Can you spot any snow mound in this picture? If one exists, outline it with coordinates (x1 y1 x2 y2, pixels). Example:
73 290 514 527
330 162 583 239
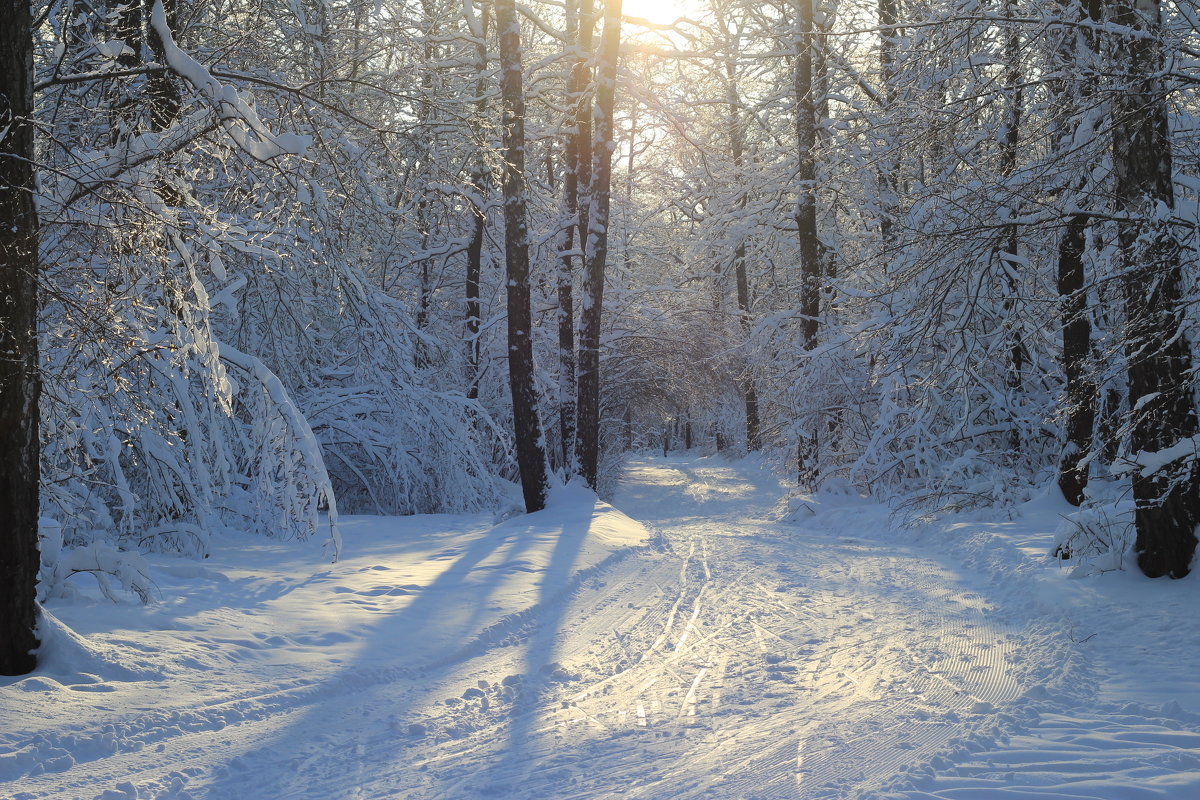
28 610 161 685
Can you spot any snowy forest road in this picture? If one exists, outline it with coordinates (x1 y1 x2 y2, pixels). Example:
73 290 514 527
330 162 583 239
7 457 1071 800
313 458 1037 800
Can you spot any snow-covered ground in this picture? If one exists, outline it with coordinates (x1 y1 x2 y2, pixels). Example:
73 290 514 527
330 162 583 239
4 455 1200 799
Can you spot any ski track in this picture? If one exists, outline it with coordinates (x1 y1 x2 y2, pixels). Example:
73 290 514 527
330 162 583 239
7 458 1074 800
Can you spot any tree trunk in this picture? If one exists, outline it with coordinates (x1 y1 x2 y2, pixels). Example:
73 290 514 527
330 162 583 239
718 16 760 453
557 0 591 472
0 0 41 676
496 0 549 512
795 0 822 487
876 0 899 245
997 0 1025 455
576 0 621 489
1054 0 1101 506
1056 212 1096 505
464 0 489 400
1112 0 1199 578
146 0 181 131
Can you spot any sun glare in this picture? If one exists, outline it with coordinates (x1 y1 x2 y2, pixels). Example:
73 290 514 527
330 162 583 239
623 0 696 27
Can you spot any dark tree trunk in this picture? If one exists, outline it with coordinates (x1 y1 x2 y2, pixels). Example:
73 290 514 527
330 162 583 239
466 204 485 400
1056 212 1096 505
997 0 1025 455
496 0 549 512
795 0 822 487
1112 0 1200 578
576 0 621 489
718 21 760 453
877 0 899 244
573 0 595 251
146 0 181 131
557 0 591 472
464 2 489 400
1054 0 1102 506
0 0 41 676
735 239 760 452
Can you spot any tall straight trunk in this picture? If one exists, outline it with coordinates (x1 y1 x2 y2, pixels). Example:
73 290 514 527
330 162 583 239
464 0 489 400
1055 0 1102 505
496 0 549 512
413 0 441 369
1056 213 1095 504
574 0 595 251
795 0 822 487
557 0 592 471
997 0 1025 454
877 0 899 244
1112 0 1199 578
718 16 759 453
576 0 621 489
0 0 41 676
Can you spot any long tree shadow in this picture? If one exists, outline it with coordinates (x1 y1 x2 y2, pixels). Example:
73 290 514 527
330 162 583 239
198 495 602 799
473 500 592 794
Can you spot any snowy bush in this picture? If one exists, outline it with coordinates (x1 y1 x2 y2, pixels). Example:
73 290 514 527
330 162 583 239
1052 504 1136 575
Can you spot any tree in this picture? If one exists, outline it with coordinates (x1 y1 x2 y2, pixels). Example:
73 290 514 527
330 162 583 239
554 0 595 470
0 0 41 675
1111 0 1200 578
497 0 551 511
794 0 823 487
716 6 761 452
1054 0 1102 506
576 0 622 488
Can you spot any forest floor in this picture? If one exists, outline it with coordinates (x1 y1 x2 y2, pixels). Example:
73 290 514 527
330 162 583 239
5 455 1200 799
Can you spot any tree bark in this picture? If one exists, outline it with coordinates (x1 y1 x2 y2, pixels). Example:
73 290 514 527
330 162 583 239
1112 0 1200 578
795 0 822 487
496 0 549 512
557 0 592 471
0 0 41 676
718 15 760 453
464 0 489 400
1056 212 1096 505
576 0 621 489
997 0 1025 455
146 0 181 131
876 0 899 245
1054 0 1102 505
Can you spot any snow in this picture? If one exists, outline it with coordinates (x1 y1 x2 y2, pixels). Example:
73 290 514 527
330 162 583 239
148 0 312 163
4 456 1200 799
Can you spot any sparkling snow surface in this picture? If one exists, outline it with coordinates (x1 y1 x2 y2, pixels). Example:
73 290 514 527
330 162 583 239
4 456 1200 799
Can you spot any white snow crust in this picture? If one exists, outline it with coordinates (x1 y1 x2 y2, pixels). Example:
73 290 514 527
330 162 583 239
3 457 1200 799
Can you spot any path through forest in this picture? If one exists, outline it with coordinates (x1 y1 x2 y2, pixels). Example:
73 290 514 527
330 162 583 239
381 457 1036 799
10 456 1200 799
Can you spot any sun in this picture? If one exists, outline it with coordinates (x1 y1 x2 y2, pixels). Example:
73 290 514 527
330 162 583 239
622 0 696 27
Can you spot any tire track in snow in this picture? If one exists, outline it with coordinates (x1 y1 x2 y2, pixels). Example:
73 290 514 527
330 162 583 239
38 457 1062 800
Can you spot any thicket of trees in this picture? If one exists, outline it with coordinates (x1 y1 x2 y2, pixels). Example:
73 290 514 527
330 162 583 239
3 0 1199 672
